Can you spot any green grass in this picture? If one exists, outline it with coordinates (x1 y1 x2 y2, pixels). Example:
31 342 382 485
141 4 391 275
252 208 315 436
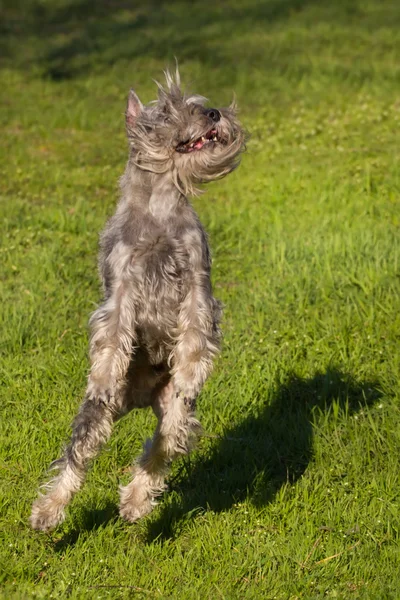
1 0 400 597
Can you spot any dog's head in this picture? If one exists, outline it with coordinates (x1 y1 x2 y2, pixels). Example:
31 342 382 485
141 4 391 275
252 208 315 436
125 69 246 194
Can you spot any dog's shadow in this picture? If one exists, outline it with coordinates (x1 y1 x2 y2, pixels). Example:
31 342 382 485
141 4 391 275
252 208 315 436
51 367 381 549
51 502 119 552
145 367 381 543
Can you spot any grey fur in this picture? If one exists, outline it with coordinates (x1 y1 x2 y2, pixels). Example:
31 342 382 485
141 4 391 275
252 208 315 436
30 68 246 531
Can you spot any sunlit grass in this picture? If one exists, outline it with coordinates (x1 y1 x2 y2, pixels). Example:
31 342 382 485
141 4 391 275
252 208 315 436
1 0 400 598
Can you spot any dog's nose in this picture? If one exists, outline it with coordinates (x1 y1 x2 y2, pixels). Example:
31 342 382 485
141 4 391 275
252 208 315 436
205 108 221 122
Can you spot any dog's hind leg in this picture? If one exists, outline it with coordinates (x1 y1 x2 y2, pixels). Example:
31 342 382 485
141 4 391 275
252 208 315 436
119 281 220 522
119 378 200 522
30 282 136 531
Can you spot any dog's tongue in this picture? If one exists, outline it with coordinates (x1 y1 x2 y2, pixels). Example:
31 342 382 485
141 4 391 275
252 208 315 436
193 139 204 150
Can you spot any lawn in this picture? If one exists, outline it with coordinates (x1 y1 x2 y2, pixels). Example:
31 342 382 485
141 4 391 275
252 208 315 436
1 0 400 598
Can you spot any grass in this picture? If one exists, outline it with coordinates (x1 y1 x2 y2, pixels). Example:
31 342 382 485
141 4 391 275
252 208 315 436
1 0 400 597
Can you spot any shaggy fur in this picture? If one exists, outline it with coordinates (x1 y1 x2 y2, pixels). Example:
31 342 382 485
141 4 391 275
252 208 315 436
30 68 246 531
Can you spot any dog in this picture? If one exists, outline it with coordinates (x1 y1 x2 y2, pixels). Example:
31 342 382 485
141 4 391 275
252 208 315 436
30 68 246 531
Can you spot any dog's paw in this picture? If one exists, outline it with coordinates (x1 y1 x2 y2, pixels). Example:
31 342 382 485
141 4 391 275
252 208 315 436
30 496 66 531
119 482 154 523
119 499 153 523
85 381 114 405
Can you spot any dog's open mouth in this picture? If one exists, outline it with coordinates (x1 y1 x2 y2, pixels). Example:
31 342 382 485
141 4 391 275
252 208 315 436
175 129 220 153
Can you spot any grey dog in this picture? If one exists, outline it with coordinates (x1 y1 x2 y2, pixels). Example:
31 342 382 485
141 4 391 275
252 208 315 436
30 69 246 531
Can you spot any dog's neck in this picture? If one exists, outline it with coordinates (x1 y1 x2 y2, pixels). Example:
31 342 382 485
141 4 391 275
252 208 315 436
149 172 183 220
124 162 185 220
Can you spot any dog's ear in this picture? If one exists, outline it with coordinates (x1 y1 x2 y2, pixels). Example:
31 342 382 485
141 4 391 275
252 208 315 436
126 90 143 131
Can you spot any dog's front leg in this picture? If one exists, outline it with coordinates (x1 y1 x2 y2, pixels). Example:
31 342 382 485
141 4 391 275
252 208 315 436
30 283 137 531
172 275 221 402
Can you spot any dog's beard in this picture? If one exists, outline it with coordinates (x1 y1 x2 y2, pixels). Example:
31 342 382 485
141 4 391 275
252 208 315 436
174 114 245 194
175 129 244 189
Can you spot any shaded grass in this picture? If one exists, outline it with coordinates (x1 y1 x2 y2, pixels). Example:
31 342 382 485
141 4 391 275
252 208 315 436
1 0 400 598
